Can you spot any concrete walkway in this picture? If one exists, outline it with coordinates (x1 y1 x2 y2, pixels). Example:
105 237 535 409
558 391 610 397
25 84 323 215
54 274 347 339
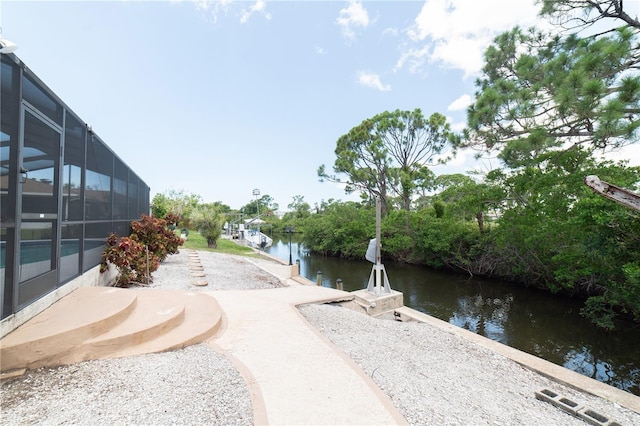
3 248 638 424
209 284 408 425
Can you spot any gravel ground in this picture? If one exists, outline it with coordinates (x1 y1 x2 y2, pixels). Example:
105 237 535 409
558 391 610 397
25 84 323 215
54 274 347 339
300 302 640 426
2 248 639 425
1 249 274 426
0 345 252 426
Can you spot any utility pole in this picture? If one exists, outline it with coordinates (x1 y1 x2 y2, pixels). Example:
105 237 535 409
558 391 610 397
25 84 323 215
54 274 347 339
366 197 391 295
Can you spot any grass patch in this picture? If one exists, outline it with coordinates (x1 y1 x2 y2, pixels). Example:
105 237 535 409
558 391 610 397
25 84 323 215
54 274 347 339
181 231 257 256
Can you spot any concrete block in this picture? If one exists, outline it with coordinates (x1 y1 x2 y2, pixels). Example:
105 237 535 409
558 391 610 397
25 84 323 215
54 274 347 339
555 396 584 416
535 389 620 425
535 389 583 416
576 407 613 426
534 388 560 404
351 289 403 317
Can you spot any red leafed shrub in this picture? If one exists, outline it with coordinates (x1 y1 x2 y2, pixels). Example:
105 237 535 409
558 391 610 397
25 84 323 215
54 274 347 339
130 214 184 262
100 214 183 287
100 233 160 287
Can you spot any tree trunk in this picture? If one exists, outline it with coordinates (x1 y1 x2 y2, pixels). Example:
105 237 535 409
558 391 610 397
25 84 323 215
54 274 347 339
476 211 484 233
207 237 217 248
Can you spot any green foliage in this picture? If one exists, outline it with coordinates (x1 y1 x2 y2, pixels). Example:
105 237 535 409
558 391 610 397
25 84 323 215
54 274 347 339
584 262 640 329
191 203 223 248
466 20 639 163
381 210 417 263
319 109 454 216
286 195 311 220
240 194 278 217
302 201 374 258
151 189 203 228
183 231 256 255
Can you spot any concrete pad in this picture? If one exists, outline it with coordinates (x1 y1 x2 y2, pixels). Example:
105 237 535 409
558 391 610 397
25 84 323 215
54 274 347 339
209 283 408 425
352 289 403 317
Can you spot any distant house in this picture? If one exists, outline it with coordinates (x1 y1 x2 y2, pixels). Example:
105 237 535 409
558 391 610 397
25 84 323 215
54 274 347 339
1 50 150 336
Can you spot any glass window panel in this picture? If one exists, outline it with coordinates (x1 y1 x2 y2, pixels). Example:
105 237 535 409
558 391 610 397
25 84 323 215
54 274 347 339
83 222 110 271
62 165 83 220
112 221 129 237
113 158 127 220
1 61 13 95
19 221 53 282
128 175 138 219
22 111 59 215
22 75 63 126
60 223 81 282
1 122 12 225
85 169 111 220
63 112 85 221
85 136 112 220
1 61 16 218
1 60 17 318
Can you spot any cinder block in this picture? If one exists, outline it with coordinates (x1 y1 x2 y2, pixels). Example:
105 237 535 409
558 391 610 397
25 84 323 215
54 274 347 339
576 407 610 426
535 389 620 426
535 389 583 416
556 396 583 416
535 388 559 404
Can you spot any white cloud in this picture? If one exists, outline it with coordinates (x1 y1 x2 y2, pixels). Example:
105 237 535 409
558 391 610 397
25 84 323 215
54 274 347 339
336 0 370 41
315 45 327 55
240 0 271 24
448 94 473 112
357 71 391 92
399 0 542 77
448 118 467 133
394 44 431 74
184 0 268 24
382 27 399 37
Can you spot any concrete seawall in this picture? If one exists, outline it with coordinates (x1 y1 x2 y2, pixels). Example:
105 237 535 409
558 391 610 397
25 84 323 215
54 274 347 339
256 249 640 414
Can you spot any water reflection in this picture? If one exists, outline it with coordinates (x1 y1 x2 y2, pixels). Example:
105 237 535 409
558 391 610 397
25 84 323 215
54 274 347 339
266 237 640 396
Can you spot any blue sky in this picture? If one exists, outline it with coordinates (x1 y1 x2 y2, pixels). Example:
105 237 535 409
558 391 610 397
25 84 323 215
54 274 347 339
2 0 638 210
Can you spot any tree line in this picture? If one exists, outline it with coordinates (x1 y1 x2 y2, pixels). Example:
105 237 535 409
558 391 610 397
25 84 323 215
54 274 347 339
152 1 640 330
310 1 640 329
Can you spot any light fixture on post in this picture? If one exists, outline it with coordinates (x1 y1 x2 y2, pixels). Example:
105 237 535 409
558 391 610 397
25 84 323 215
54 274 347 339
285 226 294 265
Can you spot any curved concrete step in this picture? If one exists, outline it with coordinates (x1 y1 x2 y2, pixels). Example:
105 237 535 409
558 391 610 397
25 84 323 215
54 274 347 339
0 287 137 372
71 291 187 361
111 291 223 359
0 288 224 374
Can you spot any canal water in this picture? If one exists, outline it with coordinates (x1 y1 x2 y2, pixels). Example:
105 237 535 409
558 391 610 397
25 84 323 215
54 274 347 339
266 236 640 396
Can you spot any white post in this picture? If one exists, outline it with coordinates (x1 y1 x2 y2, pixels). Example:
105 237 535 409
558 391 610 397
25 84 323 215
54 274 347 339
366 197 391 295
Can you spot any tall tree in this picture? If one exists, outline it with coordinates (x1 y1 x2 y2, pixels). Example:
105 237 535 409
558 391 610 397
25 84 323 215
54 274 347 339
319 109 452 216
287 195 311 219
240 194 278 217
434 174 503 233
539 1 639 31
151 189 202 227
191 203 223 248
465 3 640 165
